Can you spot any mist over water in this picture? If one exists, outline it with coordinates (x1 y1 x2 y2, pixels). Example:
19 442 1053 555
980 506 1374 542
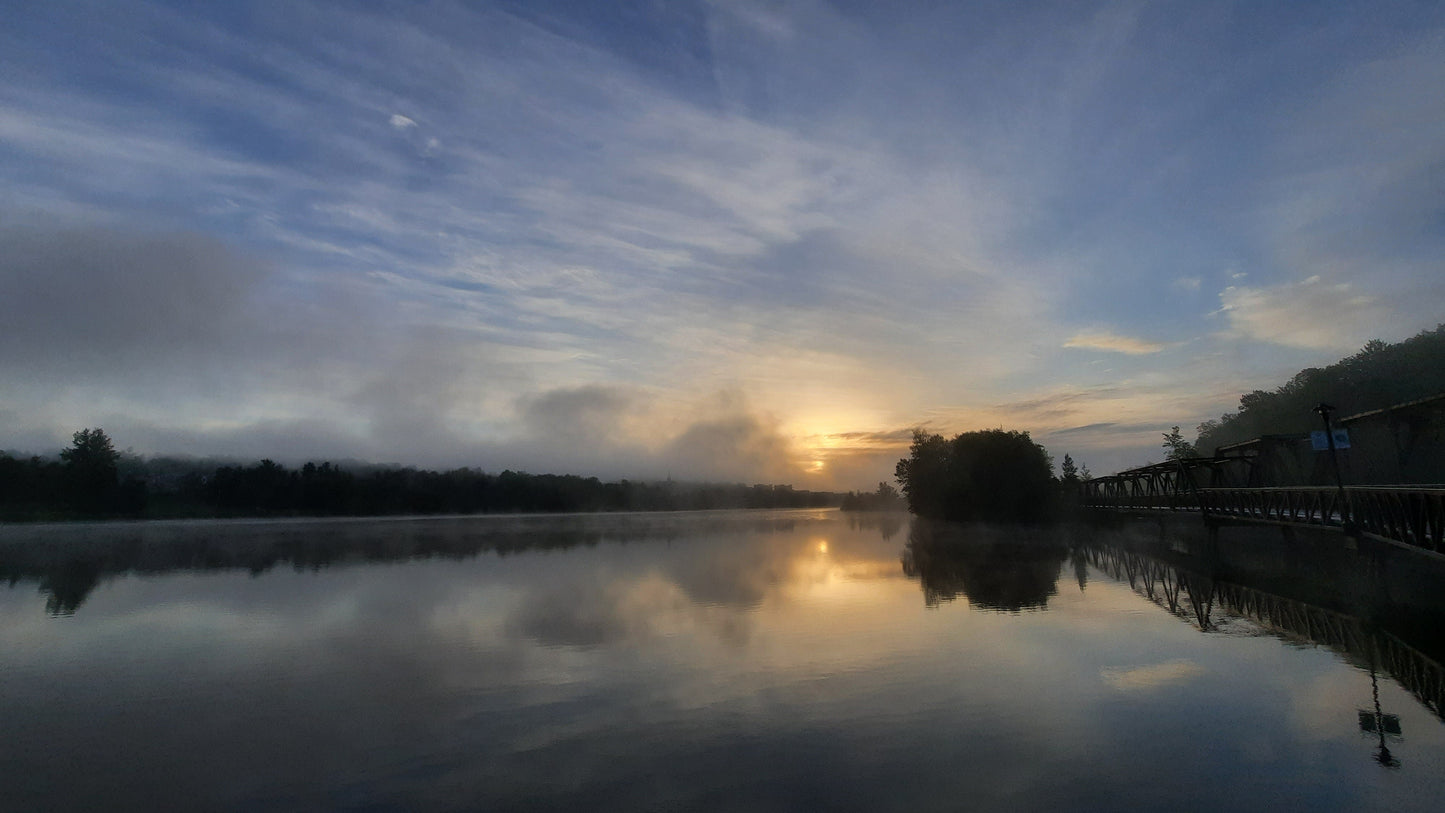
3 510 1444 811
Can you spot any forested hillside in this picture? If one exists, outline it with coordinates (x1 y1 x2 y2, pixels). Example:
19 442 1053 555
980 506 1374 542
1195 324 1445 452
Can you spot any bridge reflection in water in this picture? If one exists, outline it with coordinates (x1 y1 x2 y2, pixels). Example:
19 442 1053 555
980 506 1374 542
900 515 1445 771
1075 527 1445 725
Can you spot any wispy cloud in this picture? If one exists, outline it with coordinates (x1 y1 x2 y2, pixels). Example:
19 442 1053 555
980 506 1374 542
1063 332 1167 355
1216 276 1390 351
2 1 1443 486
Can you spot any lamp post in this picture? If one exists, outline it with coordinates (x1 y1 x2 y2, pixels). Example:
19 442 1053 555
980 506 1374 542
1313 403 1353 532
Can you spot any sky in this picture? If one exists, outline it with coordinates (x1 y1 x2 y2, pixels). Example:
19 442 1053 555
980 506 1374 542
2 0 1443 489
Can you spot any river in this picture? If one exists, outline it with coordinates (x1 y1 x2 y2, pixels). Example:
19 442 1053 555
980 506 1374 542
2 509 1442 811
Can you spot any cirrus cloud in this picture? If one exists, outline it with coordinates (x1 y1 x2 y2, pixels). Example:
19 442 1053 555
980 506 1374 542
1063 331 1167 355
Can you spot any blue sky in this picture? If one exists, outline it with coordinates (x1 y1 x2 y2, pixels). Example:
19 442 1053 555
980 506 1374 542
2 0 1443 487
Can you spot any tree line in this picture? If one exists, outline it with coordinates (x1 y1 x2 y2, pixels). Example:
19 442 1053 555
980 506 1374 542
838 481 906 512
0 429 147 520
0 429 839 521
1192 323 1445 453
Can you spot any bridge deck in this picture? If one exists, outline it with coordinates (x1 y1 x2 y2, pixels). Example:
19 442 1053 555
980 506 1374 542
1081 472 1445 557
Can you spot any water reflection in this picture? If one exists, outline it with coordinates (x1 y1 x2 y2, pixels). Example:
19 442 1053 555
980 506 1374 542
844 510 906 541
1068 522 1445 725
0 512 818 617
902 516 1445 776
901 519 1067 611
35 559 101 616
1363 665 1404 768
1077 543 1219 629
5 511 1445 810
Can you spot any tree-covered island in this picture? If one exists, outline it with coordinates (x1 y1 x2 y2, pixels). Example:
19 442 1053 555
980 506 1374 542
894 428 1058 523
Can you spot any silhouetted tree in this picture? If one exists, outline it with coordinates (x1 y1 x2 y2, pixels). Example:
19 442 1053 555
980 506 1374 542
894 430 953 519
60 428 119 514
1055 453 1084 512
1060 453 1079 483
1161 426 1197 461
895 428 1057 522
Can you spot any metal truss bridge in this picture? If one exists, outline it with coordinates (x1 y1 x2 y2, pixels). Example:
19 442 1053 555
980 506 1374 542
1079 458 1445 557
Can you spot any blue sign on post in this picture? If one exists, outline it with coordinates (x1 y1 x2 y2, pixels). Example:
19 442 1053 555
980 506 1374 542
1310 429 1350 451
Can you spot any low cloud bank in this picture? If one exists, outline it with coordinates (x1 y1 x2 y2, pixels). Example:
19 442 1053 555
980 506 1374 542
0 225 823 485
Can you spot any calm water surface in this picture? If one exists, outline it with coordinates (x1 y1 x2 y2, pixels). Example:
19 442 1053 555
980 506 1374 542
3 509 1443 811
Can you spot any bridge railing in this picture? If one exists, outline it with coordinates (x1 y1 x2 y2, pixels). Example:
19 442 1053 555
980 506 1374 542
1196 486 1347 528
1349 487 1445 555
1082 484 1445 556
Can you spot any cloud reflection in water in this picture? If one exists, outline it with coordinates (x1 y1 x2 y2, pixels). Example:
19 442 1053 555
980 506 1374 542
3 512 1445 810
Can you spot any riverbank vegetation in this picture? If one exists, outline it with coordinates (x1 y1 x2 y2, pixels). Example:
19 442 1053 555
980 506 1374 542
0 429 839 521
838 482 906 512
